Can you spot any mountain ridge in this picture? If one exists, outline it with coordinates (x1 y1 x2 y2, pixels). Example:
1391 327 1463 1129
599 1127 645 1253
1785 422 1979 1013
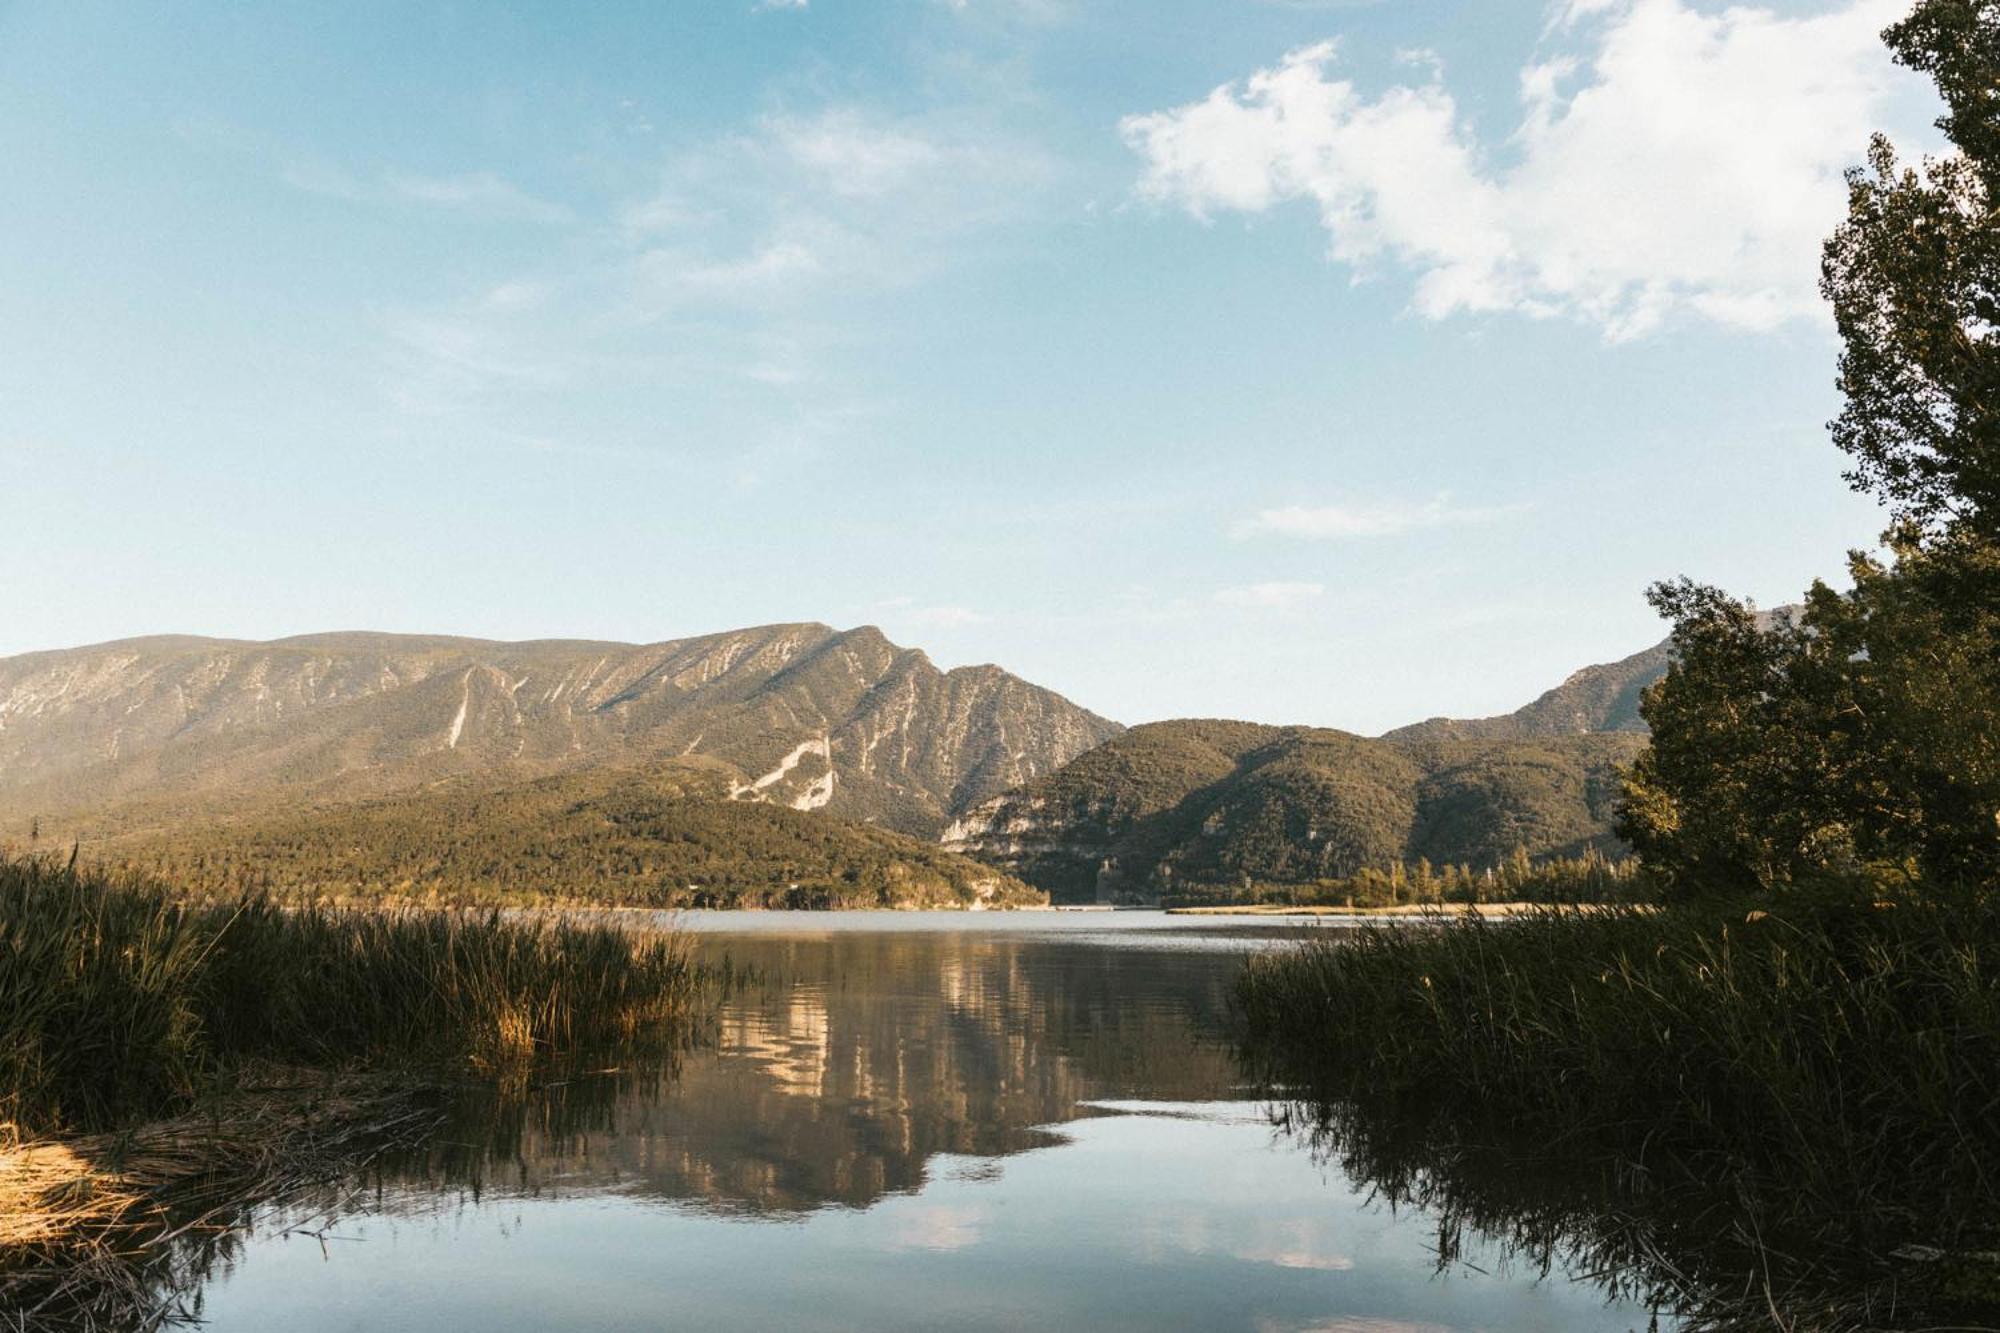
0 623 1121 841
943 630 1678 902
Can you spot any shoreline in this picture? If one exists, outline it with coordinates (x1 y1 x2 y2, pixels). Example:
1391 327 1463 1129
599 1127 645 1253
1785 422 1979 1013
1164 902 1623 917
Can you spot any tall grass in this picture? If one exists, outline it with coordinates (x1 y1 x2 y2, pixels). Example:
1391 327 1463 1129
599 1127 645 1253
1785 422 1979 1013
1238 894 2000 1325
0 853 705 1136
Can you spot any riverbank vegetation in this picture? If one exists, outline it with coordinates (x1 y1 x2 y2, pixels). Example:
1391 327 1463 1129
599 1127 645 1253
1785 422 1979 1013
1241 2 2000 1324
0 852 706 1137
0 851 710 1325
1241 893 2000 1324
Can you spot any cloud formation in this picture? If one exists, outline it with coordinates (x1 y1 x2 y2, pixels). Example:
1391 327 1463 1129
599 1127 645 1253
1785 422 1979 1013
281 162 572 224
1122 0 1917 339
377 102 1054 473
1215 581 1325 609
1237 495 1516 540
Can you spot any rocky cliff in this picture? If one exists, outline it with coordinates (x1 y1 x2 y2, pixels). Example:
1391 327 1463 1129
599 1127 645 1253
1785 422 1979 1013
0 624 1120 839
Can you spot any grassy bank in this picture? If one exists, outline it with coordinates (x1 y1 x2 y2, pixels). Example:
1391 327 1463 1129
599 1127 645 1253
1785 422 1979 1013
1238 895 2000 1326
0 851 710 1325
1 1069 446 1327
0 852 706 1137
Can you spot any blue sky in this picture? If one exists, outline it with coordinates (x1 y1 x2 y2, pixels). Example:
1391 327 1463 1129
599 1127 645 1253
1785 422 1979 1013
0 0 1941 731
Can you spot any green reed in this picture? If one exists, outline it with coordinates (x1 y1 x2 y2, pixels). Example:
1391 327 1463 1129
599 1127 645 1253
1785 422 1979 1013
0 852 705 1136
1238 893 2000 1324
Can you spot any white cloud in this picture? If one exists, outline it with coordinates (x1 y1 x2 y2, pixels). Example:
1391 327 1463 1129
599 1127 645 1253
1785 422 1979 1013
479 280 551 312
1237 496 1517 540
619 106 1054 307
645 240 823 296
376 101 1054 478
384 171 573 224
278 161 571 224
1122 0 1921 339
878 601 987 626
175 117 572 225
768 111 945 198
1215 581 1325 609
618 195 707 235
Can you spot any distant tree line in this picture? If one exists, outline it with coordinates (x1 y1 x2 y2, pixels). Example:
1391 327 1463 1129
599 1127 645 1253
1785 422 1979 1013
1162 848 1647 909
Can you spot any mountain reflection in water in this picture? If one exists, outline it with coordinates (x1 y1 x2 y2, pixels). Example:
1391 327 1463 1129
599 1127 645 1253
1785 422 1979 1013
185 916 1658 1332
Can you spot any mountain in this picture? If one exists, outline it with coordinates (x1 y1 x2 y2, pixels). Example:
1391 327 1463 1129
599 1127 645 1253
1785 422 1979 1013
943 722 1642 902
1380 641 1668 744
0 625 1119 841
121 760 1041 910
1380 609 1801 746
944 633 1684 902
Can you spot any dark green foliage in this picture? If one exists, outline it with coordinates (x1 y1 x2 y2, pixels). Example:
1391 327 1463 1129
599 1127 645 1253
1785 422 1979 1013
1164 849 1647 909
1622 553 2000 896
1160 733 1422 886
120 763 1041 910
1404 738 1634 867
0 853 705 1136
1011 719 1286 820
1239 895 2000 1324
1624 0 2000 901
1824 0 2000 536
956 720 1643 902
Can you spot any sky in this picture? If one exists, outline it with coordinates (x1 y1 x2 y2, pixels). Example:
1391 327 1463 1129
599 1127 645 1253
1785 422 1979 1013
0 0 1946 732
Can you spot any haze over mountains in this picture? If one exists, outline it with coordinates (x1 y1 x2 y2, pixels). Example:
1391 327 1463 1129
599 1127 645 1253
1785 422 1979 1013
0 619 1680 904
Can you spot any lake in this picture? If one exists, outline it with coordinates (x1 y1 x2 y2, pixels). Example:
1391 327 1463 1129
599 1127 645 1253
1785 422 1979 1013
187 912 1660 1331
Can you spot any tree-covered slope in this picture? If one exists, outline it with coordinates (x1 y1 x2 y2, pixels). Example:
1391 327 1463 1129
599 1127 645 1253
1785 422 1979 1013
113 760 1043 909
945 721 1642 902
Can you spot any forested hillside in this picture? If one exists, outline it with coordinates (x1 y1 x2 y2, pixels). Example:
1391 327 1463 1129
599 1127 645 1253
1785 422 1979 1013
945 720 1640 901
114 760 1042 909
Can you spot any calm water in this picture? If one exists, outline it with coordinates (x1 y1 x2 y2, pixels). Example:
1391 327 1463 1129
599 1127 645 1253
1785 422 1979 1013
189 912 1658 1331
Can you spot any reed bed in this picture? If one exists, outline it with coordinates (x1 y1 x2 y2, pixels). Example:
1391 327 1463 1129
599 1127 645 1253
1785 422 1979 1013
0 851 710 1326
1238 894 2000 1326
0 852 705 1137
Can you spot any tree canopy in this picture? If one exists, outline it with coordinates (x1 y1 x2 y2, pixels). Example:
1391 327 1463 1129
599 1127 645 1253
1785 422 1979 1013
1623 0 2000 898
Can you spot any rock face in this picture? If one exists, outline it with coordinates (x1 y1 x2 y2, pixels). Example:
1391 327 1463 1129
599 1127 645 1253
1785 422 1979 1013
0 625 1120 839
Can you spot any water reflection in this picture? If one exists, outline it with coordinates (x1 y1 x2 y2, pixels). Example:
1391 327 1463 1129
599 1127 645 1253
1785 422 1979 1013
176 920 1657 1332
1262 1086 2000 1332
373 931 1244 1216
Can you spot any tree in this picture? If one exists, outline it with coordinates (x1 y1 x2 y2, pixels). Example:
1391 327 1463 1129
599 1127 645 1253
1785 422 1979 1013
1624 0 2000 898
1622 555 2000 895
1823 0 2000 536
